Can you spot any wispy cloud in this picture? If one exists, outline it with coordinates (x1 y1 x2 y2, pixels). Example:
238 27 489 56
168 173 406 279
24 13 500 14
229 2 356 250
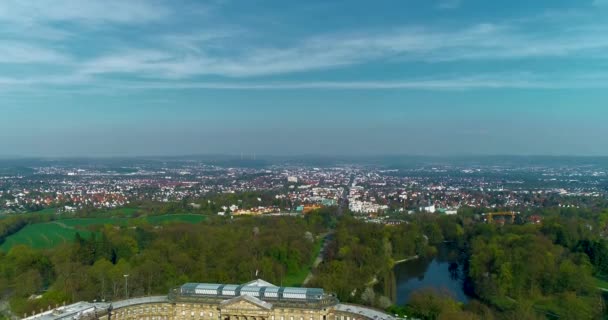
3 72 608 93
0 0 170 25
1 1 607 92
101 73 608 90
0 41 71 64
72 21 608 79
592 0 608 7
437 0 461 10
0 0 173 42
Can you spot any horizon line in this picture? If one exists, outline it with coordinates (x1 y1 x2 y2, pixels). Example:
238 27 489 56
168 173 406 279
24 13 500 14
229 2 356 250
2 154 608 160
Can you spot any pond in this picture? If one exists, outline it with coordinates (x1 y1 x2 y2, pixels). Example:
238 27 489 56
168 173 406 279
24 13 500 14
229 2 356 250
393 244 470 305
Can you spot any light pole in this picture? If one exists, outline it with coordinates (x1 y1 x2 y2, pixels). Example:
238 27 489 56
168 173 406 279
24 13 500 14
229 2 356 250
124 274 129 299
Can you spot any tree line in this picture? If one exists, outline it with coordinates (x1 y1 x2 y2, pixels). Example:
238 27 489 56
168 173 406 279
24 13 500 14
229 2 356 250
0 212 332 316
2 204 608 319
313 209 608 319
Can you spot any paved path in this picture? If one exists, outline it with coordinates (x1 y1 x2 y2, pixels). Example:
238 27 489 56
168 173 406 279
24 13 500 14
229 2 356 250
303 232 334 285
393 255 419 265
303 174 352 285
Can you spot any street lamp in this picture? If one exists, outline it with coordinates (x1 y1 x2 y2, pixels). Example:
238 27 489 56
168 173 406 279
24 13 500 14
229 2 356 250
124 274 129 299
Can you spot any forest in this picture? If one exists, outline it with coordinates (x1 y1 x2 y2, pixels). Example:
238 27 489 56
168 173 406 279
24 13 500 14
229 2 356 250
0 211 331 316
313 209 608 319
1 204 608 319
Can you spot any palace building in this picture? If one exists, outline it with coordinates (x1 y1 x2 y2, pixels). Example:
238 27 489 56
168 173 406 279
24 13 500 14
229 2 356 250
24 280 396 320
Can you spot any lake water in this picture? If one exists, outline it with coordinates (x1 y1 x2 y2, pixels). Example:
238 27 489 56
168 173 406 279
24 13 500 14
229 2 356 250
393 245 470 304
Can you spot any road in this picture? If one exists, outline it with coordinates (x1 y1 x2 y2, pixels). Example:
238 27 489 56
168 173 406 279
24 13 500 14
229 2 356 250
337 174 354 216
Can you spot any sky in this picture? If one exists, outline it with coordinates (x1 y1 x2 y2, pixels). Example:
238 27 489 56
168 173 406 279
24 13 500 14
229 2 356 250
1 0 608 157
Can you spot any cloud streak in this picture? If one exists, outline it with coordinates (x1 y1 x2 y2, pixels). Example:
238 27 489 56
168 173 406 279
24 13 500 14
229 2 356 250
1 1 607 92
90 74 608 90
0 41 71 64
593 0 608 7
3 72 608 93
0 0 170 24
71 21 608 79
437 0 462 10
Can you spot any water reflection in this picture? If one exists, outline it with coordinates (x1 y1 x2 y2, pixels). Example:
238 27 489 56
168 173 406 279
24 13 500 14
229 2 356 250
448 262 459 281
393 245 470 305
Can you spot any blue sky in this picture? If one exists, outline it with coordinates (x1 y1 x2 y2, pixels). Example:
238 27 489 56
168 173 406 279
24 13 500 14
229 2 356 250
1 0 608 157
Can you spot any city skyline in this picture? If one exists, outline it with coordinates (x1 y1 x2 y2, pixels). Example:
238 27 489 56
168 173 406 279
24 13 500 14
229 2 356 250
2 0 608 156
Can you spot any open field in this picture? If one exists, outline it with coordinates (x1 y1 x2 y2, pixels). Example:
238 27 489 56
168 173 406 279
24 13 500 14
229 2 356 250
0 222 93 251
58 217 129 228
30 208 58 215
106 207 139 216
0 206 137 218
0 214 206 251
145 214 205 224
0 207 58 217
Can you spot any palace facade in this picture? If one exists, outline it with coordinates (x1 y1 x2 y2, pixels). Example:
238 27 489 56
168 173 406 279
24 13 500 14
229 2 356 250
24 280 396 320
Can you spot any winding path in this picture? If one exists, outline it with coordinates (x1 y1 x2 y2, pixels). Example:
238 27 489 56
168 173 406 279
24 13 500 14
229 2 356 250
303 232 334 285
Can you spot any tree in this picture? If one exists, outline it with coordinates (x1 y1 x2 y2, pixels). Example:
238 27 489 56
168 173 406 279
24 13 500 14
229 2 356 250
89 259 113 301
407 288 462 320
109 259 130 299
361 287 375 305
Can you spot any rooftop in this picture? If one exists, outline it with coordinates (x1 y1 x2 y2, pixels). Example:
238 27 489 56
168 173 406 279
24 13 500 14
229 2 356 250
23 302 101 320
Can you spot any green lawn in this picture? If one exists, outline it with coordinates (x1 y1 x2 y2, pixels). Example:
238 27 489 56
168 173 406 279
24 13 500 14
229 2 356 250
0 213 206 251
108 207 139 216
30 208 58 215
59 217 128 227
0 208 57 219
282 237 324 287
0 222 93 251
596 277 608 290
53 214 205 228
146 214 206 224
